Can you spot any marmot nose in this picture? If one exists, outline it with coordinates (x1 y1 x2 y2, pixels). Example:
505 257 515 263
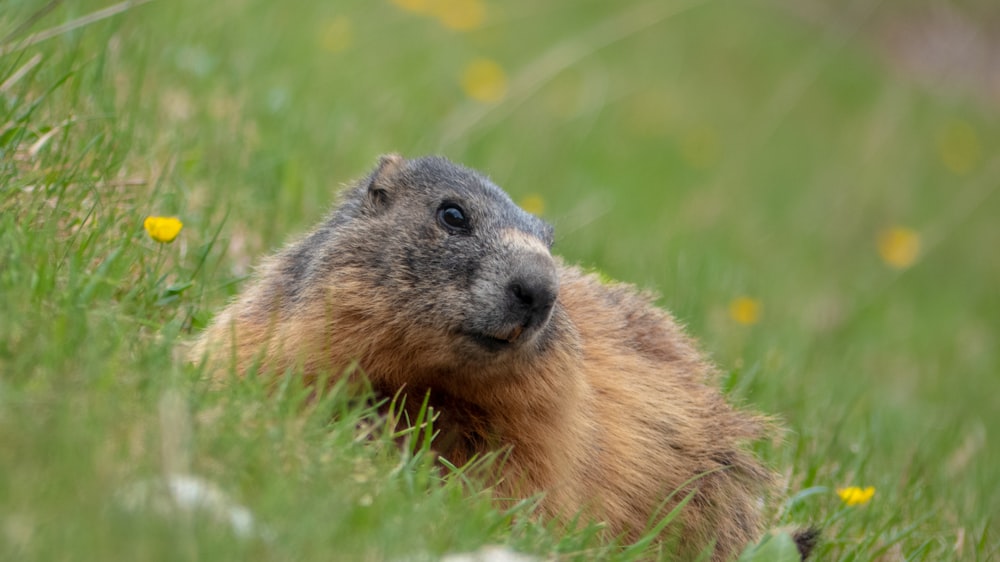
507 266 558 328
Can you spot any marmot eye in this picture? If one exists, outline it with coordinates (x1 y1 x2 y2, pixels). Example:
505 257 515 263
437 204 469 232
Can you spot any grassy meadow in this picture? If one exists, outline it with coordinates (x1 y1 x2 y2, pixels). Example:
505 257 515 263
1 0 998 560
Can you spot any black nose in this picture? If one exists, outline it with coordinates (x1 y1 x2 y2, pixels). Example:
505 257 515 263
507 272 557 328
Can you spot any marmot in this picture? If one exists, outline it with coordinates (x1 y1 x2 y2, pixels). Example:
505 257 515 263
192 155 802 560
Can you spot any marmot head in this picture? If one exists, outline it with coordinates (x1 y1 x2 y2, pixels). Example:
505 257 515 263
323 154 563 370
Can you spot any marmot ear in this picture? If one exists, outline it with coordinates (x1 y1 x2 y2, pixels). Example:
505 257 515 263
366 153 405 209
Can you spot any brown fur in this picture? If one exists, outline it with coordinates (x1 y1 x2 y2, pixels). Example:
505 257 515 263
191 155 777 560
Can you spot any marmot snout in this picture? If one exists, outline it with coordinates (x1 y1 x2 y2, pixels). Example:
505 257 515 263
468 231 558 349
192 154 795 561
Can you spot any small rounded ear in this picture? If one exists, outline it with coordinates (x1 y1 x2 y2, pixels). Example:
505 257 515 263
367 153 405 208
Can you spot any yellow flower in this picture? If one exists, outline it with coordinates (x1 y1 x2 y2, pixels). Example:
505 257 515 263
729 297 761 326
460 58 508 103
391 0 430 13
319 16 353 53
937 120 981 175
144 216 183 244
877 226 920 269
519 194 545 216
390 0 486 31
430 0 486 31
837 486 875 506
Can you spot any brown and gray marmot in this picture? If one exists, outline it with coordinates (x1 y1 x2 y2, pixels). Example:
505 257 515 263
192 154 806 560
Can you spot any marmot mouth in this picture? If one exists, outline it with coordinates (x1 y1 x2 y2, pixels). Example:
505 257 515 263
466 332 513 352
463 327 524 352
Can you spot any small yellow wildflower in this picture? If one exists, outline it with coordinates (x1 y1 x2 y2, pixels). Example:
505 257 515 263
937 120 981 175
319 16 353 53
519 194 545 216
460 58 508 103
144 216 183 244
877 226 921 270
391 0 430 13
431 0 486 31
729 297 761 326
837 486 875 506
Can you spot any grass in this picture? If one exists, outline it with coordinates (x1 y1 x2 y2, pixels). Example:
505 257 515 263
1 0 998 560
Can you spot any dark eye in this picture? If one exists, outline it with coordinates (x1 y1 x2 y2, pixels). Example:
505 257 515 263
437 203 470 233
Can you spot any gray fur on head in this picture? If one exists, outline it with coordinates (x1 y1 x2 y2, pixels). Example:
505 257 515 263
275 154 562 365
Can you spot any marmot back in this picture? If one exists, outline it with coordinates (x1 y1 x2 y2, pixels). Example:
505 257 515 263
192 155 783 560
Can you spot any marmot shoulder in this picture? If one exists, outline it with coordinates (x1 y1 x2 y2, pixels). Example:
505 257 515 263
192 154 782 561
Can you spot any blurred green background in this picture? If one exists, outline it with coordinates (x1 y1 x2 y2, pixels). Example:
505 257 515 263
1 0 998 559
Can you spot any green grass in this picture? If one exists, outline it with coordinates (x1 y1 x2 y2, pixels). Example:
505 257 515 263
2 0 998 560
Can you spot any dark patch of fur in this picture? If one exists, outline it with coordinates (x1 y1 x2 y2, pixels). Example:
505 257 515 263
793 527 821 560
